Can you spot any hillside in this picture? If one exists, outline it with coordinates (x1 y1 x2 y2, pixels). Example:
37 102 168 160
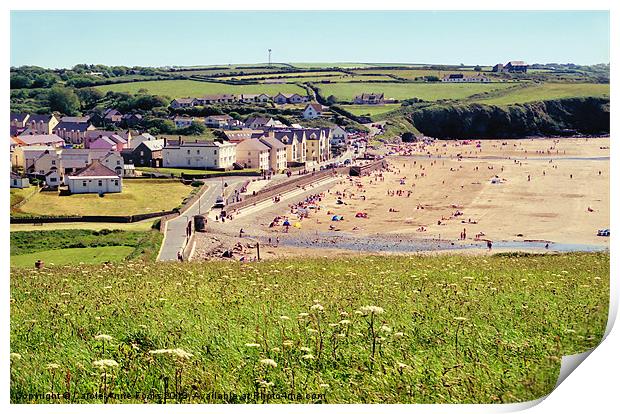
408 97 610 139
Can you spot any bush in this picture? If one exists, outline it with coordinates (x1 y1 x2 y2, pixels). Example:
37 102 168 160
191 181 204 187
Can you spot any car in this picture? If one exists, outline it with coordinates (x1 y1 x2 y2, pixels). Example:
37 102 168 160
597 228 610 237
213 196 225 208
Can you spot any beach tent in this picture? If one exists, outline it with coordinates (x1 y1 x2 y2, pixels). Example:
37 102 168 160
293 222 302 228
332 215 343 221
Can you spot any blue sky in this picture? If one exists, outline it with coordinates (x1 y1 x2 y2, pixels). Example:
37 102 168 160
10 10 609 68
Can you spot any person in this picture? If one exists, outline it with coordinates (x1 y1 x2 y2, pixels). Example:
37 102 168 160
487 240 492 250
239 228 245 238
177 251 183 262
462 228 466 240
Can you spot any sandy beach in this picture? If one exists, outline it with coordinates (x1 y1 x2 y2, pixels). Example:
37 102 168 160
194 137 609 260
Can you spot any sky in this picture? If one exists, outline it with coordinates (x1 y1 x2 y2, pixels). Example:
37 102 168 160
10 10 610 68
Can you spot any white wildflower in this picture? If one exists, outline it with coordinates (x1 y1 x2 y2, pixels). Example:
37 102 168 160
259 358 277 368
93 359 119 369
359 305 384 315
94 334 113 341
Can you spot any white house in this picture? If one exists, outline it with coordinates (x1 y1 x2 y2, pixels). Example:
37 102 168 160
162 139 237 170
173 116 195 129
10 172 30 188
330 125 349 146
67 160 122 194
302 103 323 119
235 139 270 171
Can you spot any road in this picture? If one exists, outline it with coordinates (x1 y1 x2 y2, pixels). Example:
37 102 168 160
157 176 247 261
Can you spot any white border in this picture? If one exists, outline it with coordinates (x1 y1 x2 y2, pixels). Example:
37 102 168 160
2 1 616 413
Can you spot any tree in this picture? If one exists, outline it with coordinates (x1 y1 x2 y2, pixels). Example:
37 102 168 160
32 73 59 88
401 132 416 142
474 65 482 72
48 86 80 115
76 87 104 108
179 121 207 135
10 74 31 89
326 95 337 105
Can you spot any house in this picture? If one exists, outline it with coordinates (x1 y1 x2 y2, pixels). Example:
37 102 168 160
492 63 504 73
354 93 385 105
103 109 123 124
330 125 349 146
273 93 308 104
122 139 165 167
235 139 270 171
271 130 307 164
244 117 273 129
239 93 271 103
121 113 143 127
24 114 59 134
129 132 158 149
10 113 30 129
10 172 30 188
13 134 65 148
503 61 528 73
162 139 237 170
61 116 91 123
196 94 237 105
442 73 490 83
170 98 197 109
52 120 96 145
305 128 331 163
55 148 122 177
67 160 122 194
205 115 236 129
302 103 323 119
259 136 288 172
11 145 57 171
84 130 129 151
222 129 265 143
173 116 195 129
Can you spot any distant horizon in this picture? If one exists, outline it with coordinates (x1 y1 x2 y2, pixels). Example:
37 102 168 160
11 11 610 68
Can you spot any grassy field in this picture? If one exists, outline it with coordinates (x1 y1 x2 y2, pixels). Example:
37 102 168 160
11 246 134 268
317 82 514 102
95 80 306 99
10 229 163 267
470 83 610 105
10 219 159 232
14 179 194 217
137 167 259 178
10 253 609 403
351 68 491 80
341 104 402 117
10 187 37 209
219 71 346 80
289 62 376 69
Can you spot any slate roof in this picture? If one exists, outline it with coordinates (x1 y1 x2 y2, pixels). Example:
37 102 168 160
71 160 119 178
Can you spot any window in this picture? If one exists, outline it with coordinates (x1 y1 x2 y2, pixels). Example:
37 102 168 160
83 181 87 187
117 160 120 165
98 180 102 187
187 149 191 154
197 150 200 154
214 150 217 155
50 177 57 183
51 160 56 165
114 180 119 186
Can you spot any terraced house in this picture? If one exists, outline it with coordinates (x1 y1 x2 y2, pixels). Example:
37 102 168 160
162 138 236 170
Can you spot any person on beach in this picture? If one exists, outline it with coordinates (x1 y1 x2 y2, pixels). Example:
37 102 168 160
487 240 492 250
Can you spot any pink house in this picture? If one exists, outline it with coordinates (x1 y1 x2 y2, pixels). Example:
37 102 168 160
84 131 129 151
89 136 118 151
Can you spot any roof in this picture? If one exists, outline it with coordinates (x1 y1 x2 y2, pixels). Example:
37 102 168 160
207 115 233 121
139 139 166 152
245 116 272 126
70 160 119 178
10 113 29 123
305 103 323 112
91 136 117 147
164 139 235 148
173 98 196 104
507 61 527 66
15 134 64 146
103 109 122 118
236 138 270 152
54 121 93 132
61 116 90 123
259 136 286 150
28 114 55 123
355 93 385 100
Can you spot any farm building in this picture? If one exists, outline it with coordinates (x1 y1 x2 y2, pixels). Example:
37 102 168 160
354 93 385 105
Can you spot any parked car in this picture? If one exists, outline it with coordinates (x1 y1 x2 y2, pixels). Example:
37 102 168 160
597 228 610 237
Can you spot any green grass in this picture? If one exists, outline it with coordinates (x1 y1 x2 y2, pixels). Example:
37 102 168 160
95 80 307 99
351 68 491 79
13 179 194 217
10 219 159 233
289 62 376 69
137 167 259 178
470 83 610 105
10 253 609 403
10 246 135 268
10 187 37 209
317 82 514 102
341 104 402 117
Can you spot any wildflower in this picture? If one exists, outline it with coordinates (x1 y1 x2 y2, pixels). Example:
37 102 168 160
60 292 71 296
328 323 338 328
10 353 22 361
300 346 312 352
320 383 330 388
337 333 346 339
453 317 468 322
104 286 112 290
302 354 315 360
566 329 577 334
245 343 261 348
298 312 309 318
359 305 384 315
307 328 318 334
46 363 60 370
258 380 275 387
259 358 277 368
171 348 193 359
93 359 119 369
339 319 351 325
310 304 324 312
94 334 113 341
394 332 405 339
340 311 349 317
282 340 294 347
380 325 392 333
279 315 290 321
463 276 474 281
271 347 281 352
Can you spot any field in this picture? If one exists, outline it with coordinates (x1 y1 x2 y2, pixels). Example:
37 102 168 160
10 253 608 403
259 75 395 84
11 246 134 268
470 83 610 106
95 80 307 99
341 104 402 117
10 229 164 267
289 62 377 69
10 219 159 232
218 71 346 80
14 179 194 217
317 82 514 102
10 187 37 209
352 68 491 80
